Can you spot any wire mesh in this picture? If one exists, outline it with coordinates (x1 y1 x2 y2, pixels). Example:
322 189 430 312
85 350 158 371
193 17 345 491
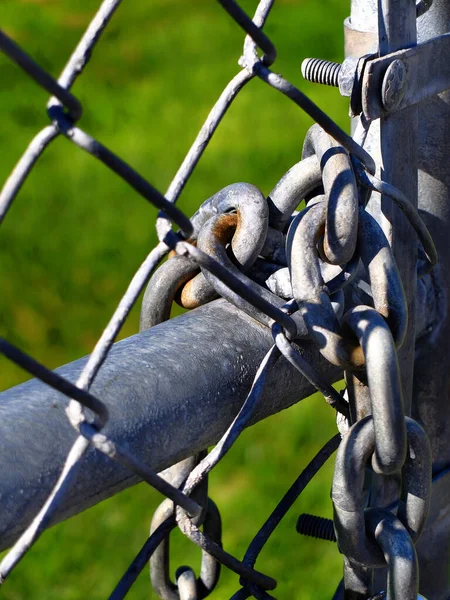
0 0 436 598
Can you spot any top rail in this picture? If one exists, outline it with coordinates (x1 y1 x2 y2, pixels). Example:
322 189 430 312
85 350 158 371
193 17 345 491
0 299 340 552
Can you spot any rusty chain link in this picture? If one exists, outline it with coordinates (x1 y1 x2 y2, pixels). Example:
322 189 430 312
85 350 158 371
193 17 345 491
0 0 438 598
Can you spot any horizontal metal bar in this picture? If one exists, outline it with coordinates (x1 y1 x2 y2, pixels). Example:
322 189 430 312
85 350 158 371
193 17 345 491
362 33 450 119
0 299 341 552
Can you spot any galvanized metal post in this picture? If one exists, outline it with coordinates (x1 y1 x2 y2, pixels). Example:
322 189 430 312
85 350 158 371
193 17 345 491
414 0 450 480
347 1 450 598
349 0 418 414
345 3 411 596
413 2 450 598
378 0 418 416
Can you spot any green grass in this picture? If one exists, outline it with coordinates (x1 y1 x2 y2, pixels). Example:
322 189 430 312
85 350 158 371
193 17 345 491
0 1 349 597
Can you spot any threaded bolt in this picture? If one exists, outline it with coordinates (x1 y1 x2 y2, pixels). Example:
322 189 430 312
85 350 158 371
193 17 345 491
296 513 336 542
301 58 341 88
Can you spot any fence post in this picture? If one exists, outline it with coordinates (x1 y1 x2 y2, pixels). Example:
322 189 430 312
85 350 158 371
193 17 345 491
413 2 450 598
348 1 450 598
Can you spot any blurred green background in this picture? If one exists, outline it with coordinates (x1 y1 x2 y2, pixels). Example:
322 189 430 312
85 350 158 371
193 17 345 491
0 0 350 597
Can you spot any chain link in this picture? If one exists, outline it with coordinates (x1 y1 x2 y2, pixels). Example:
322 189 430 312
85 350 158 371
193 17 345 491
0 0 438 598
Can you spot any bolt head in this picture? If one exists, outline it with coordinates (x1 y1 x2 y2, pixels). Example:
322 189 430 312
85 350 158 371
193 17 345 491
382 59 407 112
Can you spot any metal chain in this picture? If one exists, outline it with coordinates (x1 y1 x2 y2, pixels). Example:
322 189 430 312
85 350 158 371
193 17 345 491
0 0 437 598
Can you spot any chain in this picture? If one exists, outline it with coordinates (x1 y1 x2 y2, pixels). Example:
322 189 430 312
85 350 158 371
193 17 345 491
0 0 438 598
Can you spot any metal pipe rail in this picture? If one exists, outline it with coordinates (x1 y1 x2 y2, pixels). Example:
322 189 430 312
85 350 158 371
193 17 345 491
0 298 341 552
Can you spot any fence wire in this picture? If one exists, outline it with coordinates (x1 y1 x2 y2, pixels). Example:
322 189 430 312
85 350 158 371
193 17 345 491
0 0 437 599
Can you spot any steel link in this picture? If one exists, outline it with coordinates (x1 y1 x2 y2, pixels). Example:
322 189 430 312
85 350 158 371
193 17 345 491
179 183 269 309
343 306 407 475
265 235 360 300
150 498 222 600
177 568 198 600
332 416 431 568
364 509 419 600
190 183 268 265
196 213 302 332
356 208 408 347
303 124 359 265
140 256 199 330
288 199 408 367
0 0 440 597
267 155 322 231
287 200 364 368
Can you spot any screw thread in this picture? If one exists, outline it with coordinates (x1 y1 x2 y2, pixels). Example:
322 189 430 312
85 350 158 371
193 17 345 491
301 58 341 88
296 513 336 542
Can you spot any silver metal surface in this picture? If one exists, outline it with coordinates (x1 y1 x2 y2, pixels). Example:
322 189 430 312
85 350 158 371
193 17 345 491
381 59 407 112
303 124 359 265
0 0 449 597
346 5 450 596
378 0 418 415
363 34 450 118
0 299 341 552
365 509 419 600
412 1 450 597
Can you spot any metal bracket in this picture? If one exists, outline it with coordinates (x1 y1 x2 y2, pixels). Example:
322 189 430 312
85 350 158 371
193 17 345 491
362 33 450 120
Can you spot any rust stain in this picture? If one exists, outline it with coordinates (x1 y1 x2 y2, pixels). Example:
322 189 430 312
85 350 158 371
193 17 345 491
210 212 237 245
175 213 238 309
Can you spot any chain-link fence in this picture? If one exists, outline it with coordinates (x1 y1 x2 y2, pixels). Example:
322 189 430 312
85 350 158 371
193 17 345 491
0 0 445 598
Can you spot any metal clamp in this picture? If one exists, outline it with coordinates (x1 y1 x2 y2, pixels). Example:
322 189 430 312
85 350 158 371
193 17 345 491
362 33 450 119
